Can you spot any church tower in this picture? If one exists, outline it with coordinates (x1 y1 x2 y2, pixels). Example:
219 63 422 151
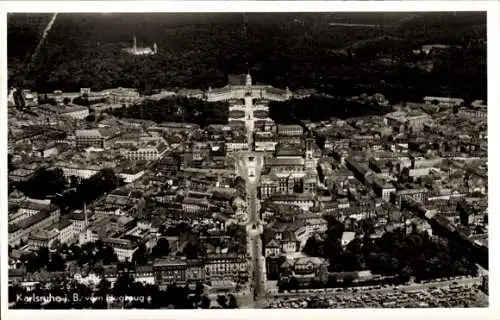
153 42 158 54
133 35 137 54
305 136 314 160
7 88 16 106
245 72 252 86
83 202 88 229
286 86 292 100
304 134 316 170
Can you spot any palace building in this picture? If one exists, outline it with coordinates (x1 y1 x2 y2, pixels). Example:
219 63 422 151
206 73 292 134
206 73 292 103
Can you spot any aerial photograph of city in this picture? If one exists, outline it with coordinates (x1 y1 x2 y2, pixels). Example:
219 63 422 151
5 9 489 311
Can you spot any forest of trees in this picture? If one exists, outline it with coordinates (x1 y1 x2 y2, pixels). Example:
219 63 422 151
19 247 66 273
195 224 248 256
130 238 175 266
18 241 119 273
15 168 67 200
111 96 229 127
56 168 124 212
269 96 391 124
8 13 486 102
108 95 391 127
14 168 125 213
302 216 478 282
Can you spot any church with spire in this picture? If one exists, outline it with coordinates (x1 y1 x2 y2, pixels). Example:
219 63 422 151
123 35 158 56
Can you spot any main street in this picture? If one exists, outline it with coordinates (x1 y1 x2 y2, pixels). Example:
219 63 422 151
235 151 266 307
233 94 267 307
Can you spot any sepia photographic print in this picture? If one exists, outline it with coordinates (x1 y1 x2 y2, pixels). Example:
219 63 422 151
2 1 498 320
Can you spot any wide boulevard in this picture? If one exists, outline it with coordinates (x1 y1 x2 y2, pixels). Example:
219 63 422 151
236 151 266 307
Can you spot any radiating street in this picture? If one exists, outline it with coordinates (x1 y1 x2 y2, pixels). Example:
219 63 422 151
236 152 265 306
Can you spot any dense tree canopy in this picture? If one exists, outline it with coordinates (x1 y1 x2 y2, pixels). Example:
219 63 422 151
37 94 58 105
226 224 247 254
231 176 246 197
111 96 229 127
269 96 391 124
72 96 89 106
8 13 486 102
18 241 120 273
20 247 66 273
132 244 149 265
8 154 14 172
151 238 171 259
183 242 203 259
53 168 125 213
72 241 119 267
16 168 67 199
16 168 123 212
9 272 237 309
302 216 478 282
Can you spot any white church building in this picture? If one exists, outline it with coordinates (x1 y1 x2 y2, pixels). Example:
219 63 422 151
123 36 158 56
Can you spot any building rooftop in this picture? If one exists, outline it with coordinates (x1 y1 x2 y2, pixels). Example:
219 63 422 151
269 158 305 167
227 74 247 86
269 193 315 202
341 231 356 244
75 128 115 138
29 229 59 241
54 219 73 231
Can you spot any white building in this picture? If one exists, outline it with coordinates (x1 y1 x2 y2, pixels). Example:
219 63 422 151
277 124 303 136
37 104 89 120
123 36 158 56
206 73 292 102
423 96 464 107
54 220 75 244
69 209 92 235
254 132 278 152
62 105 90 120
79 228 99 245
207 73 292 135
103 238 139 262
116 135 169 161
56 162 145 183
73 272 102 287
341 232 356 247
268 193 315 211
